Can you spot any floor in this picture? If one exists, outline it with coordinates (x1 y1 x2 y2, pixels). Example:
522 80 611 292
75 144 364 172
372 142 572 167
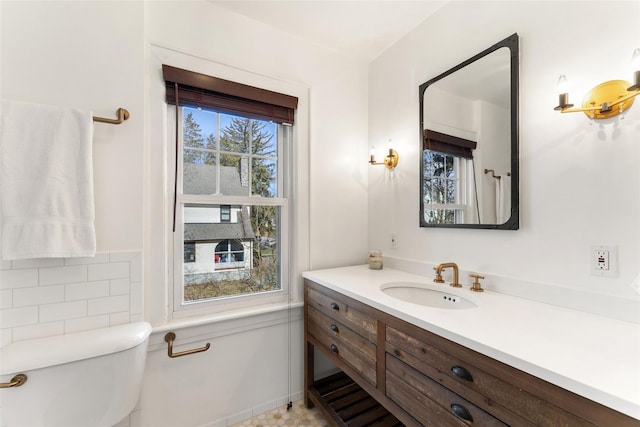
229 400 329 427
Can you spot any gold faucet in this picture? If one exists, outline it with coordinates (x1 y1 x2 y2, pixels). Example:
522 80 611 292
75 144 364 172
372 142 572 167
434 262 462 288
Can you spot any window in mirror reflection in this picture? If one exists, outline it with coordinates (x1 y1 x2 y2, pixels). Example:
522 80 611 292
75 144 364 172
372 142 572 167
423 150 478 224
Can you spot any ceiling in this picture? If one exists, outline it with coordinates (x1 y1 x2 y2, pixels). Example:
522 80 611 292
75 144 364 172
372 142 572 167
209 1 448 62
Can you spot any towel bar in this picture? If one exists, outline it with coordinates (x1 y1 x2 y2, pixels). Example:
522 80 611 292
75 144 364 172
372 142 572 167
93 108 129 125
484 168 511 180
164 332 210 358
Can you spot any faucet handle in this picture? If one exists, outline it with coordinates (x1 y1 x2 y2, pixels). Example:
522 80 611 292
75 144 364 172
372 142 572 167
469 274 485 292
433 267 445 284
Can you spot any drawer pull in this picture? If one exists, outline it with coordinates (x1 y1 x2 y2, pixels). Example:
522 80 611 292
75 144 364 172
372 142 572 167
330 302 340 311
330 344 339 354
330 324 339 333
451 365 473 382
451 403 473 422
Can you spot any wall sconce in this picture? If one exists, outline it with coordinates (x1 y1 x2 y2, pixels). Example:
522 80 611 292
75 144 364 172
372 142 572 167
369 140 399 169
554 48 640 119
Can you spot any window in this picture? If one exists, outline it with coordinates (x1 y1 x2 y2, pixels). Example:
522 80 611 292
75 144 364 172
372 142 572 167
422 129 477 225
422 151 471 224
184 242 196 263
163 65 297 315
220 205 231 222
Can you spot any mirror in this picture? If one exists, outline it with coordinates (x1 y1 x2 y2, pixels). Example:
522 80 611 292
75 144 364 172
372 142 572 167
419 33 518 229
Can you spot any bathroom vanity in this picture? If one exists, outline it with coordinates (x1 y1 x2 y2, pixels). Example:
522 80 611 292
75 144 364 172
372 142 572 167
303 266 640 426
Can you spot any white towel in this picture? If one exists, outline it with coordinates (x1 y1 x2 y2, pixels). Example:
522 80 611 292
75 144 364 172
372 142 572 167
496 176 511 224
1 100 96 260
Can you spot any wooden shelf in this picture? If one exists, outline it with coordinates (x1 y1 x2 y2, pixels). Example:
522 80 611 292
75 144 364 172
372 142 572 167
308 372 404 427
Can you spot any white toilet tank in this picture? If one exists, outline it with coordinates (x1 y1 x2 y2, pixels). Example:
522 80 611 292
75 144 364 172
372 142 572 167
0 321 152 427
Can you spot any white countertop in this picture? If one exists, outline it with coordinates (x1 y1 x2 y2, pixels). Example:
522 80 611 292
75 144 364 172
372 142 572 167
303 265 640 420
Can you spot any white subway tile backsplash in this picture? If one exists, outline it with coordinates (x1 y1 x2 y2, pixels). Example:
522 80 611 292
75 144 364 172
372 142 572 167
1 306 38 328
13 285 64 307
11 258 64 269
12 321 64 343
66 281 110 301
1 289 12 309
40 300 87 322
0 328 12 348
110 311 131 326
0 268 38 289
65 314 110 334
88 262 129 281
39 265 87 286
111 278 131 296
0 251 141 348
130 282 142 315
63 253 111 265
88 294 129 316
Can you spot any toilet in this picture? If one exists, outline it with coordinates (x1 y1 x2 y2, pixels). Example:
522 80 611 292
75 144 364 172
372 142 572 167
0 321 152 427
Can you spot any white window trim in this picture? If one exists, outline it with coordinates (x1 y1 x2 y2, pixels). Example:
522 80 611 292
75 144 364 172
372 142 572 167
145 44 310 326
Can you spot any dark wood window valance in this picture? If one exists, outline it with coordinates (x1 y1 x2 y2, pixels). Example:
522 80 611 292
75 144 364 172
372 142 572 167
423 129 477 159
162 64 298 125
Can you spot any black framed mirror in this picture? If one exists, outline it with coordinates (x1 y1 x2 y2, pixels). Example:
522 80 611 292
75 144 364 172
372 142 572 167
419 33 518 229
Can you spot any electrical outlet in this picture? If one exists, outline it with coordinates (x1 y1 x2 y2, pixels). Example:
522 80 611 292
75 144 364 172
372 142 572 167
594 250 609 270
390 232 397 249
590 245 617 277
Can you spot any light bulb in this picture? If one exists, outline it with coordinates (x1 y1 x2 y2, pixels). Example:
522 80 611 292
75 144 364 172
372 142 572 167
557 75 569 95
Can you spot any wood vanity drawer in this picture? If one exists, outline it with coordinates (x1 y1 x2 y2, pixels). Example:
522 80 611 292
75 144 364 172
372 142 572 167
386 324 612 427
386 353 507 427
305 280 376 343
307 305 377 386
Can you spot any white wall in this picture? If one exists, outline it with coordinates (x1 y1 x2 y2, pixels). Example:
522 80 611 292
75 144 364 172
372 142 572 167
0 1 145 252
1 1 369 426
142 3 368 424
369 1 640 307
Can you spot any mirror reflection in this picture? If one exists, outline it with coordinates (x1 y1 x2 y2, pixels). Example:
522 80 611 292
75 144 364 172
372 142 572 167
419 34 518 229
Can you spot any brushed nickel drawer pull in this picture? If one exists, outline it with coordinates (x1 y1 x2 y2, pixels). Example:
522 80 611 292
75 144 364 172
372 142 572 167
0 374 27 388
330 302 339 311
451 365 473 382
330 324 339 333
451 403 473 422
164 332 210 358
330 344 339 354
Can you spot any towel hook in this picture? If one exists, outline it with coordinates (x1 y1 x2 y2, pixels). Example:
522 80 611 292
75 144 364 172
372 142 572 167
164 332 210 358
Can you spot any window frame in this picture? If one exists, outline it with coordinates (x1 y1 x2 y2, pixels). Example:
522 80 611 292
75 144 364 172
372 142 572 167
169 106 292 318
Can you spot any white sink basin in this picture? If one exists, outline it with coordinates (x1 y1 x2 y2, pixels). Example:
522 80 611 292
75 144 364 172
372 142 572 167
381 282 477 309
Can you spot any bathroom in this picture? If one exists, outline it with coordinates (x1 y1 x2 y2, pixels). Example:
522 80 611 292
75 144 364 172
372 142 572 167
1 1 638 426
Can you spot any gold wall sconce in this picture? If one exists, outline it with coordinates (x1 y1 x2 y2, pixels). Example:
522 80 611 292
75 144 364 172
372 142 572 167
369 140 399 169
554 48 640 119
